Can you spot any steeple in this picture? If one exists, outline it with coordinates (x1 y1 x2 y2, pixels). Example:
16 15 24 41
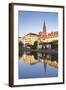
43 21 46 33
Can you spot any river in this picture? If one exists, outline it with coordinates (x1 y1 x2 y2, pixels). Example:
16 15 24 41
18 51 58 79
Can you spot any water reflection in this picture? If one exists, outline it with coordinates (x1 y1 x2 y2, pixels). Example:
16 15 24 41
19 51 58 79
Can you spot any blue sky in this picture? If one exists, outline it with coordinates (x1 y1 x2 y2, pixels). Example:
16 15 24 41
18 11 58 37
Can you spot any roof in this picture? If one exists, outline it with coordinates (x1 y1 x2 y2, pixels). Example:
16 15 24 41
27 33 38 36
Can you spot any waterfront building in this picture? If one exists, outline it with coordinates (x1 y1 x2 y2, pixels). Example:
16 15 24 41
19 21 58 49
19 33 38 45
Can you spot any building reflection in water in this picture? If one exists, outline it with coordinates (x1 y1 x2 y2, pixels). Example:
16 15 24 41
19 51 58 72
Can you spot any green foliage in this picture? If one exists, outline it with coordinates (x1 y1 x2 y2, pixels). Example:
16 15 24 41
19 41 23 47
27 40 58 50
33 41 37 49
51 40 58 49
27 41 38 49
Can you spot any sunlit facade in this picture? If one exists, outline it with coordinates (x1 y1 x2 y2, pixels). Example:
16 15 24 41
19 33 38 45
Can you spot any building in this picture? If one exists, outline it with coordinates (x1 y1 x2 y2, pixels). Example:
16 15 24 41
19 33 38 45
37 21 58 49
19 20 58 49
38 21 58 42
38 21 47 42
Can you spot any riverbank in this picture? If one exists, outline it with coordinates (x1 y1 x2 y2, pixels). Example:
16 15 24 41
19 47 58 55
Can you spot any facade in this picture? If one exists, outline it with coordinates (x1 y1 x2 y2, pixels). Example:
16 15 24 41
38 21 58 42
38 21 47 42
37 21 58 49
19 33 38 45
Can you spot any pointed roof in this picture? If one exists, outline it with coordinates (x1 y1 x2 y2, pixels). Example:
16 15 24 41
43 21 46 32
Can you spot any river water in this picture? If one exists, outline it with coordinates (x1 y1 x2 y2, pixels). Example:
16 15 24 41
18 51 58 79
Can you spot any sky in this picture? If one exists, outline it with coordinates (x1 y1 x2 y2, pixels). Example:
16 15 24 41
18 11 58 37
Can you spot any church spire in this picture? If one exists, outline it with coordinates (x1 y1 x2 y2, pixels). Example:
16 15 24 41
43 21 46 33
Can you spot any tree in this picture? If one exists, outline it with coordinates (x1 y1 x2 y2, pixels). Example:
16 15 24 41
51 40 58 49
27 41 38 49
19 41 23 47
33 41 37 49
